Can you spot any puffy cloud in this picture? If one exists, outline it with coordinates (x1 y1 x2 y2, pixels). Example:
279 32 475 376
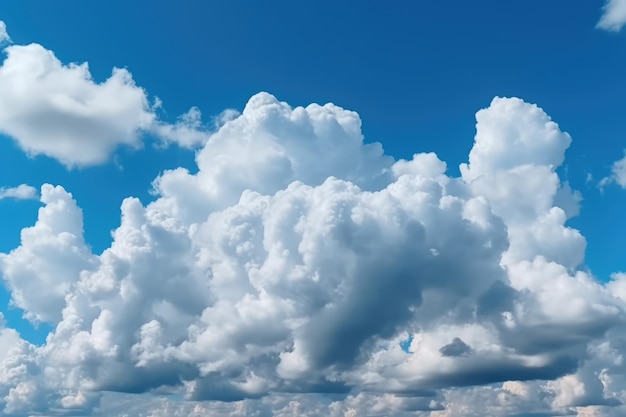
1 93 626 417
0 43 155 167
598 0 626 32
151 92 393 224
461 97 584 269
0 184 37 200
0 184 97 323
0 21 212 168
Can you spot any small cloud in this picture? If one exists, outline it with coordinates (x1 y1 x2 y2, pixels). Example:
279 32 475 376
599 153 626 189
0 43 155 168
0 33 215 168
212 108 240 129
151 106 211 149
0 20 10 44
597 0 626 32
0 184 38 200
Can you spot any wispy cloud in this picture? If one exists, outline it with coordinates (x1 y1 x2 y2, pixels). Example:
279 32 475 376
598 0 626 32
599 152 626 189
0 21 9 44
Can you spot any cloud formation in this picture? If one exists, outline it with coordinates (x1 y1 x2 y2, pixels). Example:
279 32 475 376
1 89 626 416
598 0 626 32
600 153 626 189
0 21 210 168
0 184 37 200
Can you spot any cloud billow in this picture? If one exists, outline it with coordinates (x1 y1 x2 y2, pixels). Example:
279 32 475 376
0 89 625 417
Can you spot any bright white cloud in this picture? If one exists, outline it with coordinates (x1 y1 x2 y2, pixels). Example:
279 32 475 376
151 92 393 225
0 184 97 323
598 0 626 32
0 21 212 168
0 184 37 200
1 92 626 417
0 43 155 167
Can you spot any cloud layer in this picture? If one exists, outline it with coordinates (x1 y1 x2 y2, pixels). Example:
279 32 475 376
1 89 626 417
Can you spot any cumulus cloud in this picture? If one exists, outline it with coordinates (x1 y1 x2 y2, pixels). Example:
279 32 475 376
2 91 626 417
0 21 211 168
0 43 155 167
598 0 626 32
0 184 37 200
0 184 97 323
150 92 393 224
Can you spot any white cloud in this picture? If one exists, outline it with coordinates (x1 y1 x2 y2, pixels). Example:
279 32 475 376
0 184 97 323
151 106 212 148
598 0 626 32
150 92 393 225
0 43 155 167
0 184 37 200
600 153 626 189
0 21 213 168
0 21 9 44
1 93 626 417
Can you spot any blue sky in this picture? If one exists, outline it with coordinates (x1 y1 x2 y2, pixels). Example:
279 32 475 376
1 1 626 416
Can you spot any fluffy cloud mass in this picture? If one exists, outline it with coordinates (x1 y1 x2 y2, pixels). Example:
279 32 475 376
0 22 209 168
598 0 626 31
1 89 626 417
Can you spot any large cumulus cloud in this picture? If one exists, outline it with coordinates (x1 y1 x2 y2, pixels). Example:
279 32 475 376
2 88 626 417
